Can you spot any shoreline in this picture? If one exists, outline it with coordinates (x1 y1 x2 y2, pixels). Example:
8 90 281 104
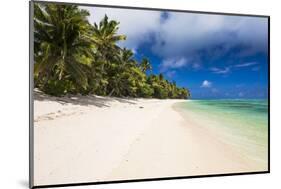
34 93 265 185
173 101 268 168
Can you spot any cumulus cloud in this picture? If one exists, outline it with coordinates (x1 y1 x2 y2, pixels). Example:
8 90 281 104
152 13 267 61
81 6 268 71
82 6 162 50
201 80 212 88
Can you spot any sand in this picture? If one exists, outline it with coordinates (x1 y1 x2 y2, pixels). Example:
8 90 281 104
33 91 263 186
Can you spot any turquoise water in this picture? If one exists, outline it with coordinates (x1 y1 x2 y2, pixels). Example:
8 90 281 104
176 99 268 165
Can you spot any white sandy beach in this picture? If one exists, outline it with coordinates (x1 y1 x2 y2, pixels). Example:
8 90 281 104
33 91 264 186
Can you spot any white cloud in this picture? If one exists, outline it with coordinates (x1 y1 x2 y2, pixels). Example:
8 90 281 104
201 80 212 88
80 6 268 71
234 62 258 68
210 67 231 74
153 13 227 58
152 13 268 60
210 61 259 75
160 57 188 71
81 6 162 50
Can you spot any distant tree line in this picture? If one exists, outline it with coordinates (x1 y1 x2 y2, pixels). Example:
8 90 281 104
34 3 190 99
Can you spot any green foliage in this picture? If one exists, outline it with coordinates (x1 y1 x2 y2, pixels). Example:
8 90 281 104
34 3 191 99
34 3 92 95
139 58 152 73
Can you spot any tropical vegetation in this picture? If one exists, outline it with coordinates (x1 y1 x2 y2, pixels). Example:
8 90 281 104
34 3 190 99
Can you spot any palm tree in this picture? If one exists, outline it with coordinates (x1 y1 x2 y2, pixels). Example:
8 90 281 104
90 15 126 95
159 73 164 81
34 3 93 95
33 4 190 99
139 57 152 73
91 15 126 62
107 48 137 96
118 48 137 68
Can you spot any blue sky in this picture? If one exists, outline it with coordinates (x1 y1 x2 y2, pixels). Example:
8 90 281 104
83 6 268 99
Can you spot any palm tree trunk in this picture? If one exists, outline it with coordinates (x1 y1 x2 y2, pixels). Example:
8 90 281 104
108 88 115 97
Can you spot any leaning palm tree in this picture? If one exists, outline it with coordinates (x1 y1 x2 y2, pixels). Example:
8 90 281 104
34 3 93 95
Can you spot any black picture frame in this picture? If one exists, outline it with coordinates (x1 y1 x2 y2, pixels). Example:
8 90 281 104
29 1 270 188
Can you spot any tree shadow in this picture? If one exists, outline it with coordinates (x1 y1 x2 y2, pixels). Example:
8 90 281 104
111 97 137 105
33 90 138 108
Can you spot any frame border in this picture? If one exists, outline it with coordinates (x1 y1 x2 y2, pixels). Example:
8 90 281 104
29 1 34 188
29 1 270 188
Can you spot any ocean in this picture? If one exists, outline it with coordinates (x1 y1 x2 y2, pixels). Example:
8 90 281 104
175 99 268 166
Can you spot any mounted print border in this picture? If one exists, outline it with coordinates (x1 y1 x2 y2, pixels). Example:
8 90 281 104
29 1 270 188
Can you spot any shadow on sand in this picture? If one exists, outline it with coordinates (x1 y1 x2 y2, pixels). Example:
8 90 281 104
33 90 137 108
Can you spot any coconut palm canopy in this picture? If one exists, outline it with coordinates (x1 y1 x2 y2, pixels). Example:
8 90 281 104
34 3 190 99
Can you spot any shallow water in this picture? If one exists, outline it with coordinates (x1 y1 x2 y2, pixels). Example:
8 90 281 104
176 99 268 167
